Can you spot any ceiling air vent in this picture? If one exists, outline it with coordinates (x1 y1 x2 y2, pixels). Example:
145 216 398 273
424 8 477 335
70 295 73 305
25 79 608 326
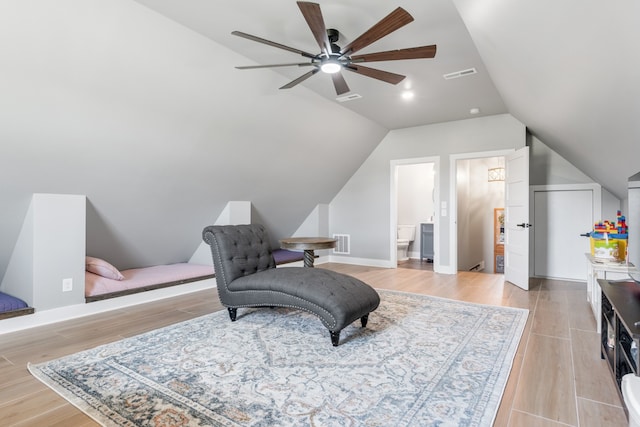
336 94 362 103
443 68 477 80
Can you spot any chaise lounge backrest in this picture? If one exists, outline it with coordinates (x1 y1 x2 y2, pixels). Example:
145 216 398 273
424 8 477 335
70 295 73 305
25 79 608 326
202 224 275 294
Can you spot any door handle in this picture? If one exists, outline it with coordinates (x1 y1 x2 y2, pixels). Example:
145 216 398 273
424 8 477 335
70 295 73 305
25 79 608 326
516 223 532 228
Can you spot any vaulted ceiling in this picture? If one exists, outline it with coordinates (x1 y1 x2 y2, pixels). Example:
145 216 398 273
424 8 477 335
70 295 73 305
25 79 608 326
1 0 638 277
134 0 640 199
133 0 507 130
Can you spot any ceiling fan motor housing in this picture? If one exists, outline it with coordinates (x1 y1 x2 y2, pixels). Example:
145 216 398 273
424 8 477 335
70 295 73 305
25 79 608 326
327 29 341 54
327 28 339 43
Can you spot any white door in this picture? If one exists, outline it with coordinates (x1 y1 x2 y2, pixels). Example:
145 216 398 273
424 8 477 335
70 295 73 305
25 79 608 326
505 147 530 290
533 189 593 280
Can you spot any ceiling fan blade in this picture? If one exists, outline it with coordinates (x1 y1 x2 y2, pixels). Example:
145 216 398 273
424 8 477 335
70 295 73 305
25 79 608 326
331 72 350 95
340 7 414 56
351 45 437 63
280 68 320 89
297 2 331 55
345 64 405 85
236 63 315 70
232 31 317 59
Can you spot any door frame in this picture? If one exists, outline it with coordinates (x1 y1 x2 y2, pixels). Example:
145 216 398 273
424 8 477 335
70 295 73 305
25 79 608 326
390 156 440 270
449 149 515 274
529 183 602 279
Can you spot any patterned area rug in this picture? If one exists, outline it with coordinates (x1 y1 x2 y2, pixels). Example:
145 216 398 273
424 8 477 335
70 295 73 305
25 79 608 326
29 290 528 426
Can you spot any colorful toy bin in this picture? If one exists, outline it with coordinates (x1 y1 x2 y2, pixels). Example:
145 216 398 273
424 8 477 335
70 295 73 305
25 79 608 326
588 212 628 262
590 236 624 261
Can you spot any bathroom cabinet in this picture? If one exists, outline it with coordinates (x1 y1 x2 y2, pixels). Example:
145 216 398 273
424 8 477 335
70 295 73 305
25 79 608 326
420 223 434 262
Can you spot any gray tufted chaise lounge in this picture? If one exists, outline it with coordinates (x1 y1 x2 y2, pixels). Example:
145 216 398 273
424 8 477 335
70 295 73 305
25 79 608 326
202 224 380 346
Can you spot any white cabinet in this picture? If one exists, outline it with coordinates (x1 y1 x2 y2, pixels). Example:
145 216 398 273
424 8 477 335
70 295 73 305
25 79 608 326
586 253 636 332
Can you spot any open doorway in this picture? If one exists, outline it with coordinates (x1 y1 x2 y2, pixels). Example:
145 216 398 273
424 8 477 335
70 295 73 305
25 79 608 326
390 157 439 270
450 150 512 274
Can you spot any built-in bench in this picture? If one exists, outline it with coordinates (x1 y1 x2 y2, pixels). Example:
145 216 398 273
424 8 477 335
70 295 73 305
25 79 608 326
0 292 34 320
84 250 303 303
85 262 215 302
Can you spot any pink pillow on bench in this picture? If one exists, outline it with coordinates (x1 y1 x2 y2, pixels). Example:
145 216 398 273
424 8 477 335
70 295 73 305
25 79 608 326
85 256 124 281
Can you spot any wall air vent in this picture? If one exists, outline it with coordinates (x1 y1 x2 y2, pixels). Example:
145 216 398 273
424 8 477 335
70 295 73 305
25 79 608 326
333 234 350 254
336 94 362 103
443 68 477 80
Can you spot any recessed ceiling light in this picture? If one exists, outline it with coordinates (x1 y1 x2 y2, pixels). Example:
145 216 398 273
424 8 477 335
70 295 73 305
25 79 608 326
470 107 480 115
402 91 415 100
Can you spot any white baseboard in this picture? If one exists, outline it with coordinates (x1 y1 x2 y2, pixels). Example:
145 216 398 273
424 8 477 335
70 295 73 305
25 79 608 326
0 278 217 335
435 264 456 274
327 255 395 268
1 256 459 335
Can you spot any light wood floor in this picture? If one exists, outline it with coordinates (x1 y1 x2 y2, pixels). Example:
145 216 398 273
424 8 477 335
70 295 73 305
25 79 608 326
0 263 628 426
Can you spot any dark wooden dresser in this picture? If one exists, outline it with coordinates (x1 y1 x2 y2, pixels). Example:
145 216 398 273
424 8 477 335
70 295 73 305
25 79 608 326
599 278 640 400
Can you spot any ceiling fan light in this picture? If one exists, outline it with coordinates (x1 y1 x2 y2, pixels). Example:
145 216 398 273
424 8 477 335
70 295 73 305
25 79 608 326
321 61 341 74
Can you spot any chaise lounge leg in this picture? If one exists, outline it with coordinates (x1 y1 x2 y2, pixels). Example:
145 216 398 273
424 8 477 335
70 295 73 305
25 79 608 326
330 330 340 347
361 314 369 327
227 307 237 321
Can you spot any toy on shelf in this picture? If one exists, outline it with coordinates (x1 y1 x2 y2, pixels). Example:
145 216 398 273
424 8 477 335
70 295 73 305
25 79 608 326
588 211 628 262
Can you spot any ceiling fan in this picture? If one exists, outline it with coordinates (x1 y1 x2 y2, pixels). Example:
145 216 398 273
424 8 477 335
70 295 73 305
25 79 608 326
232 1 437 95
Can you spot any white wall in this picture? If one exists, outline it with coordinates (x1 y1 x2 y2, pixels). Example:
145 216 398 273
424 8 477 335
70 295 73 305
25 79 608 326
329 114 525 270
294 204 330 238
0 0 387 277
602 188 621 218
1 194 86 310
530 136 595 186
292 204 332 260
188 201 252 266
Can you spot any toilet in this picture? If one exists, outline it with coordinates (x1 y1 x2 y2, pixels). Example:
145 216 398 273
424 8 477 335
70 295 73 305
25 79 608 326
623 373 640 427
397 225 416 262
